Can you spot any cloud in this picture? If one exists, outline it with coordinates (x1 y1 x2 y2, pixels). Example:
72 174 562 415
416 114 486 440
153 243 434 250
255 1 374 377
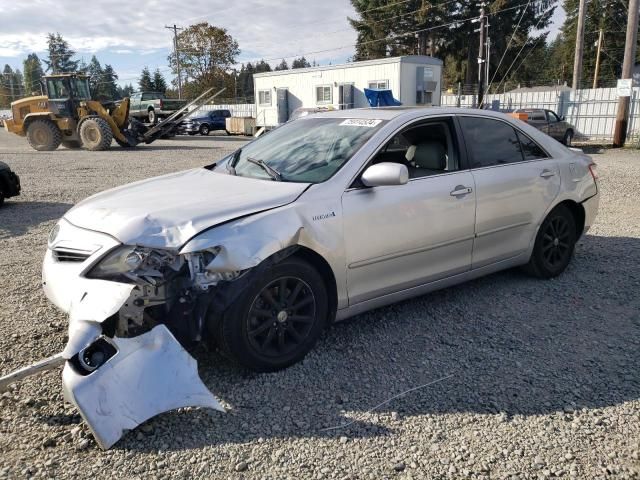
0 0 358 66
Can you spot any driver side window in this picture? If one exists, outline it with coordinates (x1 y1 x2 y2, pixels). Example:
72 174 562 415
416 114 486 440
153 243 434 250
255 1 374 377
371 119 459 179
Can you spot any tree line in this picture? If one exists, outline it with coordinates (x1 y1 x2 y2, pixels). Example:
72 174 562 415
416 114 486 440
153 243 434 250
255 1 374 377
349 0 638 91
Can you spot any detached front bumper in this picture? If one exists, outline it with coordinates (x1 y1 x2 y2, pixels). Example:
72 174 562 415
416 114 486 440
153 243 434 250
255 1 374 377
0 220 224 449
63 325 223 449
177 123 200 134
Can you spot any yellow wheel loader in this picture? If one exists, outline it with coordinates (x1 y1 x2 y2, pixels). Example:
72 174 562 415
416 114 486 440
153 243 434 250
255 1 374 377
3 73 222 152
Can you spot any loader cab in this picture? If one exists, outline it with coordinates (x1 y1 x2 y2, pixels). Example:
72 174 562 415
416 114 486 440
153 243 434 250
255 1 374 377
44 75 91 118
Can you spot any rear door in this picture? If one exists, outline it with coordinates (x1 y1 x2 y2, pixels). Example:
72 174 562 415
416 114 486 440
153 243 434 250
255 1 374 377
458 115 561 268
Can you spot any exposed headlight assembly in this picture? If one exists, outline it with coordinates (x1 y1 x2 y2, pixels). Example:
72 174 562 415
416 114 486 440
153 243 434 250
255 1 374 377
86 245 183 284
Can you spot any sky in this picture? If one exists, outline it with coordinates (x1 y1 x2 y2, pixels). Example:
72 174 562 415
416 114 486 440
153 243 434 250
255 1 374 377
0 0 565 88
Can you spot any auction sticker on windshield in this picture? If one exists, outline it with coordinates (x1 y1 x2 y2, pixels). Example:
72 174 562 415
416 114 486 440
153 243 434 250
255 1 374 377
340 119 382 127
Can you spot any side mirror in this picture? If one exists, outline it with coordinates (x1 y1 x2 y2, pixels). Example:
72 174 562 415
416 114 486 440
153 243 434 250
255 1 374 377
361 162 409 187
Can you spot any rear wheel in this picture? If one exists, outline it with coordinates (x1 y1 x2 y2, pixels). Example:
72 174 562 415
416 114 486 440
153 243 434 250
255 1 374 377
79 117 113 151
215 257 328 372
26 119 62 151
523 204 577 278
61 140 82 149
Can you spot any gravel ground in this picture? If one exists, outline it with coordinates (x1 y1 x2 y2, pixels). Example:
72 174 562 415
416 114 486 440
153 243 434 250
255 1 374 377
0 130 638 480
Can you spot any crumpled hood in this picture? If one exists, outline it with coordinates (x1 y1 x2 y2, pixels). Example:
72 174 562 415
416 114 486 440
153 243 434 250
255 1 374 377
64 168 309 249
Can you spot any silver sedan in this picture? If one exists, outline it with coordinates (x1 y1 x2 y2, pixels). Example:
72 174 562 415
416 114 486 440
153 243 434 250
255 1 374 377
2 107 599 448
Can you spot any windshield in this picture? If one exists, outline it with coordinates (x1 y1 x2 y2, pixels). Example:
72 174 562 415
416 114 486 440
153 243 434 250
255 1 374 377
232 117 385 183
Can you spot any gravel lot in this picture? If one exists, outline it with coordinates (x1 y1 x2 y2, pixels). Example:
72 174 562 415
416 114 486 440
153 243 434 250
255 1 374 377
0 129 638 480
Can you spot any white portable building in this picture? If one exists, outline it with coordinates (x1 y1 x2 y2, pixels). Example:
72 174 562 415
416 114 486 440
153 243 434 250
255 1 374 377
253 55 443 127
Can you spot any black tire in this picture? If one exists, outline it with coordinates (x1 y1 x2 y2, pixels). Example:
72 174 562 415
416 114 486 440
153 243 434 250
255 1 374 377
61 140 82 149
26 119 62 151
199 124 210 136
147 109 157 125
0 190 4 207
79 117 113 151
523 204 577 279
562 130 574 146
216 257 328 372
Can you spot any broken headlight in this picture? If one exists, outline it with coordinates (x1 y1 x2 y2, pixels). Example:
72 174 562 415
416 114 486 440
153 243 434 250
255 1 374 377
86 245 182 284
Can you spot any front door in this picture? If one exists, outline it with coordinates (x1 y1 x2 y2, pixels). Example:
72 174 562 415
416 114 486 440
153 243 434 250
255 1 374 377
342 118 476 305
458 115 561 268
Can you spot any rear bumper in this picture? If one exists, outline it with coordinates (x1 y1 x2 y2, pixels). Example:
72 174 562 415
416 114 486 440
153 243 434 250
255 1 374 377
582 193 599 235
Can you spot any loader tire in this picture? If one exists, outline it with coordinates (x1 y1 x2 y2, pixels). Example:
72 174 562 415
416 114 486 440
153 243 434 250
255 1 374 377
62 140 82 149
79 117 113 151
26 119 62 151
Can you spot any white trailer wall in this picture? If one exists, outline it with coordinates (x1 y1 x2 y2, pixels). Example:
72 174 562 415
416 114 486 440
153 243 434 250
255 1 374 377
254 56 442 127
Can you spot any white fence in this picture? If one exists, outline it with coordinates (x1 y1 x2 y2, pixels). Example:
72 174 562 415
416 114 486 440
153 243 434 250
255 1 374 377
442 87 640 144
192 103 256 118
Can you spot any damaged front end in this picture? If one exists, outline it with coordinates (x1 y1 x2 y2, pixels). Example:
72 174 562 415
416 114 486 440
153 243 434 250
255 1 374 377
0 224 256 449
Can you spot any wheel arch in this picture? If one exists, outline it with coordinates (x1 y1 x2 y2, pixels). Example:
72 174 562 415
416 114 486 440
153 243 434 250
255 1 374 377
23 112 57 130
552 199 585 239
289 246 338 323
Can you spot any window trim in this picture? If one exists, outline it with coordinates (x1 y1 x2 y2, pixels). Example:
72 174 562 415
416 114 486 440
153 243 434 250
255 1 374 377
456 114 551 170
258 89 272 106
347 115 467 190
315 85 333 105
367 79 389 90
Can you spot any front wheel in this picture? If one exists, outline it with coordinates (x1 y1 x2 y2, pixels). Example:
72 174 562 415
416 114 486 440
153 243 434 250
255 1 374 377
215 257 328 372
147 109 157 125
79 117 113 151
200 124 210 136
523 204 577 278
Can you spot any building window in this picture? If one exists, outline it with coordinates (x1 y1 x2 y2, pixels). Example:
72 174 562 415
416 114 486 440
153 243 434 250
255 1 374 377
258 90 272 106
368 80 389 90
315 85 332 104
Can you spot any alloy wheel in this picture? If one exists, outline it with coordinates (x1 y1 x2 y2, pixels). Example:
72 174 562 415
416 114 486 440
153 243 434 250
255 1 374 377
541 216 572 268
246 276 317 358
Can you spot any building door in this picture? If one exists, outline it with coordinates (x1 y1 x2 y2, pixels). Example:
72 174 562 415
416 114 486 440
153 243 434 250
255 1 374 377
338 84 354 109
277 88 289 124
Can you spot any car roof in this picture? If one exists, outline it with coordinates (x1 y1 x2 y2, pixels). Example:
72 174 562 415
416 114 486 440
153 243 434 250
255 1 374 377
304 106 517 121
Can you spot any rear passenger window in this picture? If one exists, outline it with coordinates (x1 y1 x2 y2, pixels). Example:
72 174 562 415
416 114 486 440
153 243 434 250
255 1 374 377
459 117 523 168
516 131 547 160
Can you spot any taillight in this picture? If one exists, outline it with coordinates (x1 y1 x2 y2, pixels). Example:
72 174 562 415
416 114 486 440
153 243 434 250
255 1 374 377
588 163 598 181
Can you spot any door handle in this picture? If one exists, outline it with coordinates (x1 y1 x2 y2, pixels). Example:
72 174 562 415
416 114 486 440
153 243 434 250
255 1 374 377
450 185 473 197
540 170 556 178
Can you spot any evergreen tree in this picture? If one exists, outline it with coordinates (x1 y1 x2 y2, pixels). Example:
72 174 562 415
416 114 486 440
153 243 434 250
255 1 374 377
152 69 167 93
23 53 44 95
274 59 289 71
101 65 119 100
116 83 135 99
237 62 256 98
87 55 104 99
291 56 311 69
255 60 272 73
139 66 154 91
44 33 79 73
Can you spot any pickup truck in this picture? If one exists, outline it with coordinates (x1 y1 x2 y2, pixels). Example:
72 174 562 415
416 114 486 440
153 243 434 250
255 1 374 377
129 92 187 124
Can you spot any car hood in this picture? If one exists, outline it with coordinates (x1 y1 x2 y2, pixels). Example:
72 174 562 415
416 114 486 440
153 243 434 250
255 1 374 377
64 168 309 249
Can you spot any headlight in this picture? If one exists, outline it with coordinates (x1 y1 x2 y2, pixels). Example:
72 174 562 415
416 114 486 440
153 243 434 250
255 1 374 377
86 245 181 283
48 223 60 246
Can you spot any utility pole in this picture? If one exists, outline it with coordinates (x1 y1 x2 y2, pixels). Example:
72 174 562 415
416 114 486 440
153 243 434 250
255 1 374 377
592 29 604 89
165 24 183 99
476 3 487 107
572 0 587 90
613 0 639 147
485 23 491 88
